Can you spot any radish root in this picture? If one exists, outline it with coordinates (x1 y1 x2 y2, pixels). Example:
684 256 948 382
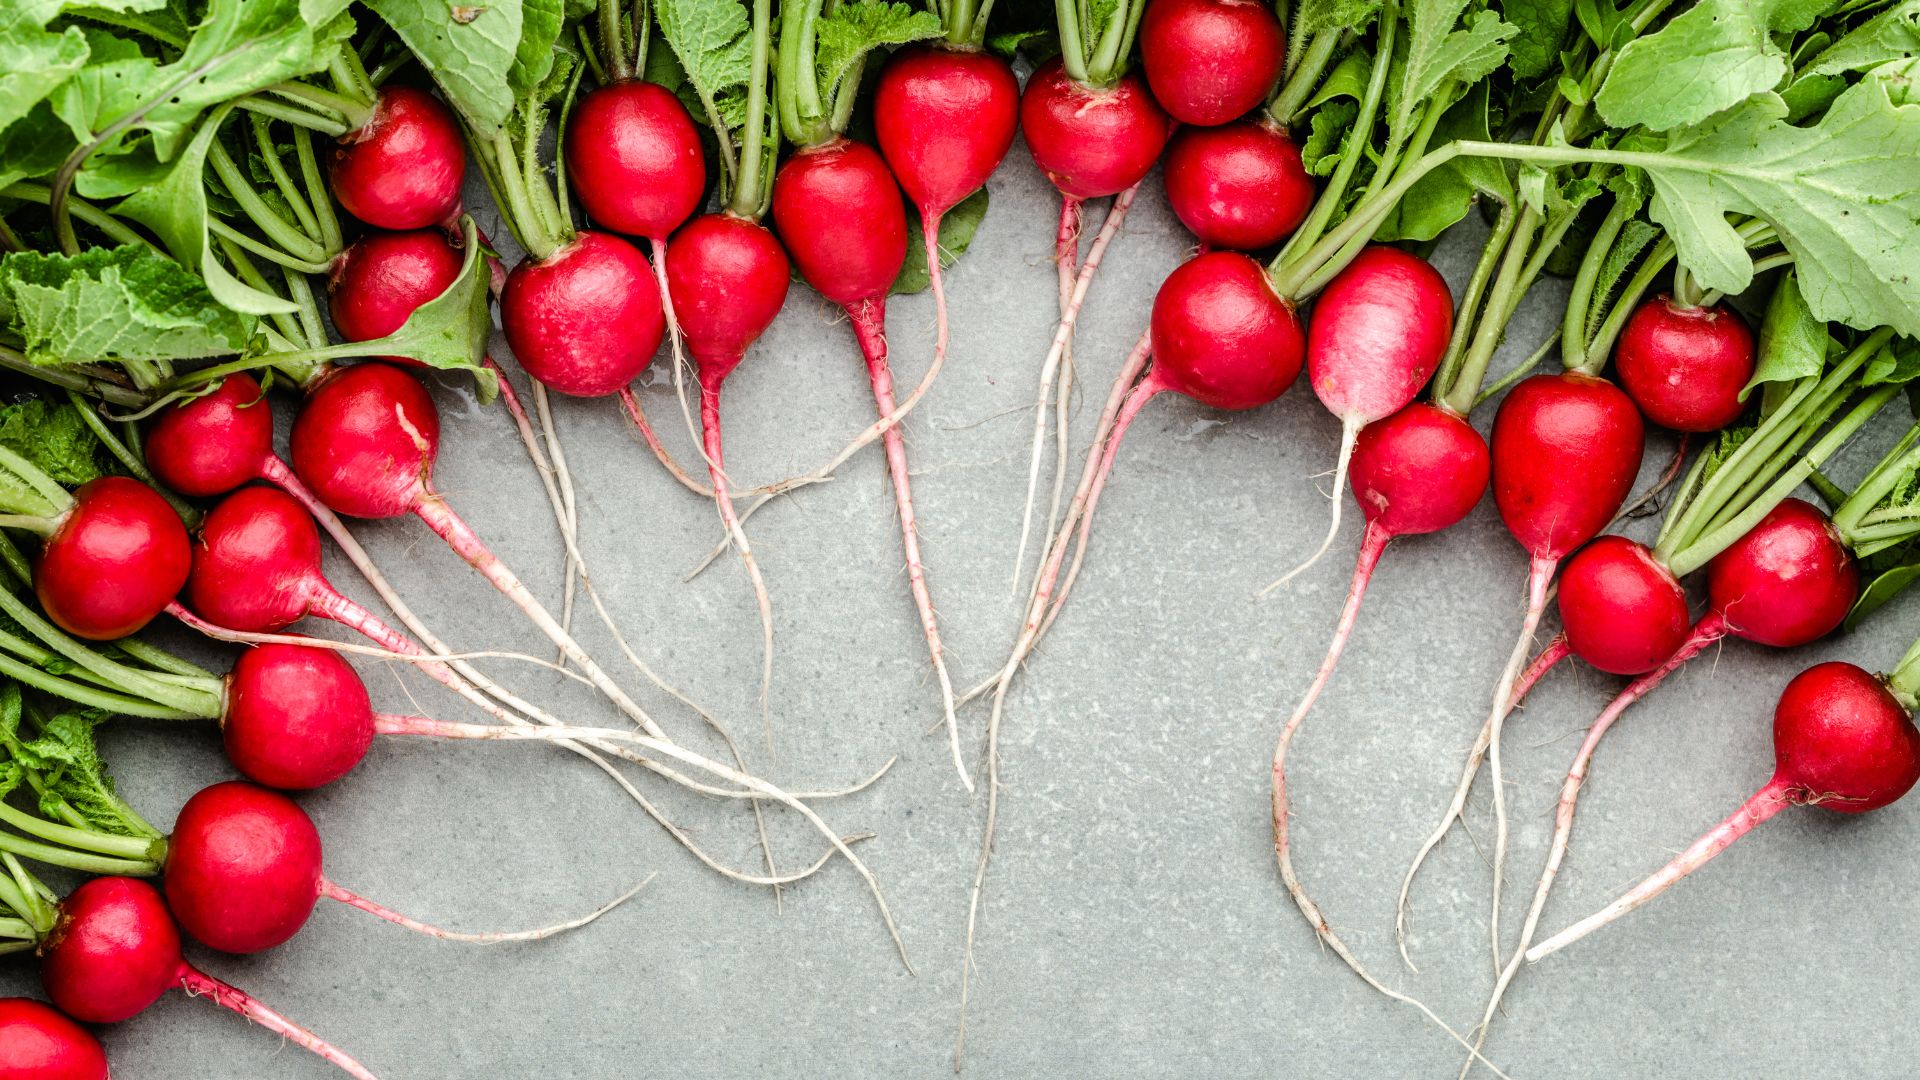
1263 414 1361 595
318 874 653 944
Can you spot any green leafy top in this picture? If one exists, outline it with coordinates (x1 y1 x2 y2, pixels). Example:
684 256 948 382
779 0 938 146
0 244 256 365
0 688 159 842
0 400 108 487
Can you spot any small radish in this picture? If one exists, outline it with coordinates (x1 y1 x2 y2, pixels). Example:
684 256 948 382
223 642 378 790
328 229 463 364
34 477 190 642
564 81 706 242
328 85 466 230
1162 120 1314 250
1138 0 1286 126
1274 245 1452 587
0 998 107 1080
41 876 378 1077
145 375 278 498
1555 536 1692 676
1614 296 1755 433
500 230 665 397
1528 660 1920 961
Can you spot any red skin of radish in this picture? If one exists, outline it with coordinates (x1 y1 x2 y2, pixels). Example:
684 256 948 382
290 363 439 519
36 477 190 641
1773 662 1920 812
1490 372 1646 561
1557 537 1692 676
145 374 274 497
40 878 181 1024
1163 120 1313 250
1148 251 1303 409
225 643 376 790
501 230 665 397
1349 403 1489 537
163 782 323 954
1706 497 1858 648
186 486 336 632
1307 246 1452 423
771 139 908 306
873 45 1020 219
0 999 107 1080
328 86 466 230
1020 60 1171 200
1139 0 1286 126
328 229 462 366
564 81 705 241
1615 295 1755 433
664 213 792 381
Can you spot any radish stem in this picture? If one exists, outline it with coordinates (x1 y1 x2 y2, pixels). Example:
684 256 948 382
317 873 652 943
177 965 379 1080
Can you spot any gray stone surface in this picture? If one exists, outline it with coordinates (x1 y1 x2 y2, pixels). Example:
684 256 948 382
15 139 1920 1079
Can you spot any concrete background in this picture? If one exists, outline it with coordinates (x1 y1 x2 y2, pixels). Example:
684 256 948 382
16 129 1920 1078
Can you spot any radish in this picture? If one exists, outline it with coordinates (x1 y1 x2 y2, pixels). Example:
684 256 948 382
500 231 665 397
328 85 467 231
1162 120 1315 250
564 81 706 243
25 477 190 642
1526 659 1920 961
40 876 378 1076
0 998 107 1080
1138 0 1286 126
1272 245 1453 587
1019 60 1170 204
1614 295 1755 433
145 374 281 498
328 229 464 364
1554 536 1693 676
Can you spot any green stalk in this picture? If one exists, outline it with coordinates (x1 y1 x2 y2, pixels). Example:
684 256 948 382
0 653 204 720
0 516 53 536
250 114 323 242
0 803 163 864
207 141 329 265
1269 31 1340 126
207 219 332 273
234 95 352 136
329 45 379 108
947 0 980 46
0 348 147 409
0 588 223 715
1439 206 1541 414
1835 423 1920 538
1432 203 1518 403
600 0 635 81
0 830 158 877
0 448 72 515
778 0 831 145
729 0 778 217
1561 192 1637 371
1085 0 1134 83
214 234 307 345
1888 637 1920 708
0 534 29 587
266 81 371 130
2 184 156 252
492 131 559 259
114 638 215 679
62 392 198 526
1473 330 1562 409
0 873 48 938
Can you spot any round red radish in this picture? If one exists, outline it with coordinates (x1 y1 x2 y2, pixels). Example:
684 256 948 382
771 139 909 306
0 998 108 1080
1020 60 1172 200
1490 372 1646 560
1138 0 1286 126
1706 497 1858 648
665 213 792 383
1308 246 1452 423
329 230 463 365
501 231 664 397
290 363 438 520
1163 120 1313 250
36 477 190 641
40 877 183 1024
1148 251 1304 410
564 81 706 240
224 643 376 790
1614 296 1755 433
163 782 323 954
1349 403 1489 537
328 86 466 230
1772 662 1920 812
1557 536 1692 676
145 374 273 497
186 486 329 632
1144 249 1297 409
873 45 1020 218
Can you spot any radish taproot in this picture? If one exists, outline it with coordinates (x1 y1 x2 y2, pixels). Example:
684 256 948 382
0 998 107 1080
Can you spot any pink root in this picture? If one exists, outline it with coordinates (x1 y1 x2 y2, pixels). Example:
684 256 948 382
618 387 715 497
699 376 778 737
1485 555 1560 973
318 875 649 944
177 963 380 1079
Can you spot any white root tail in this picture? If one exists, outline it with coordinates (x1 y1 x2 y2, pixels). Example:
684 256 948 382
1263 415 1361 595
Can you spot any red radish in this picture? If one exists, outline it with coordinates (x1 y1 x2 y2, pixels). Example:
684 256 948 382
1556 536 1692 676
329 230 463 364
1020 60 1171 201
1163 120 1314 250
1615 296 1755 432
224 642 378 789
35 477 190 641
0 998 107 1080
145 375 276 497
328 85 466 230
1705 497 1859 647
1276 246 1452 587
1527 660 1920 961
41 877 378 1077
564 81 706 242
873 45 1020 226
771 138 966 779
1138 0 1286 126
501 231 665 397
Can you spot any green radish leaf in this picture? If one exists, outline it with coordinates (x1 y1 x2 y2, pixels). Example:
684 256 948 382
1863 337 1920 387
1385 0 1513 149
362 0 523 134
813 1 941 111
508 0 566 99
0 400 108 487
1593 0 1826 131
1295 0 1384 36
1307 48 1370 107
354 216 498 400
1798 0 1920 78
1375 83 1507 242
0 14 89 133
893 187 988 295
1501 0 1573 79
1299 99 1358 176
6 700 157 841
1847 549 1920 630
0 102 73 192
0 245 256 364
1582 217 1659 344
114 105 300 316
1744 270 1826 397
987 27 1059 61
48 30 161 157
655 0 754 134
1630 75 1920 336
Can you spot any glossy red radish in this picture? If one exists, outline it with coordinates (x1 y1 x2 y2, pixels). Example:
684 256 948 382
1528 661 1920 961
501 231 665 397
40 876 379 1077
1275 246 1453 588
1615 296 1755 433
564 81 706 242
328 85 466 230
1163 120 1314 250
1138 0 1286 126
1556 536 1692 676
328 229 463 364
145 375 277 497
0 998 107 1080
34 477 190 641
